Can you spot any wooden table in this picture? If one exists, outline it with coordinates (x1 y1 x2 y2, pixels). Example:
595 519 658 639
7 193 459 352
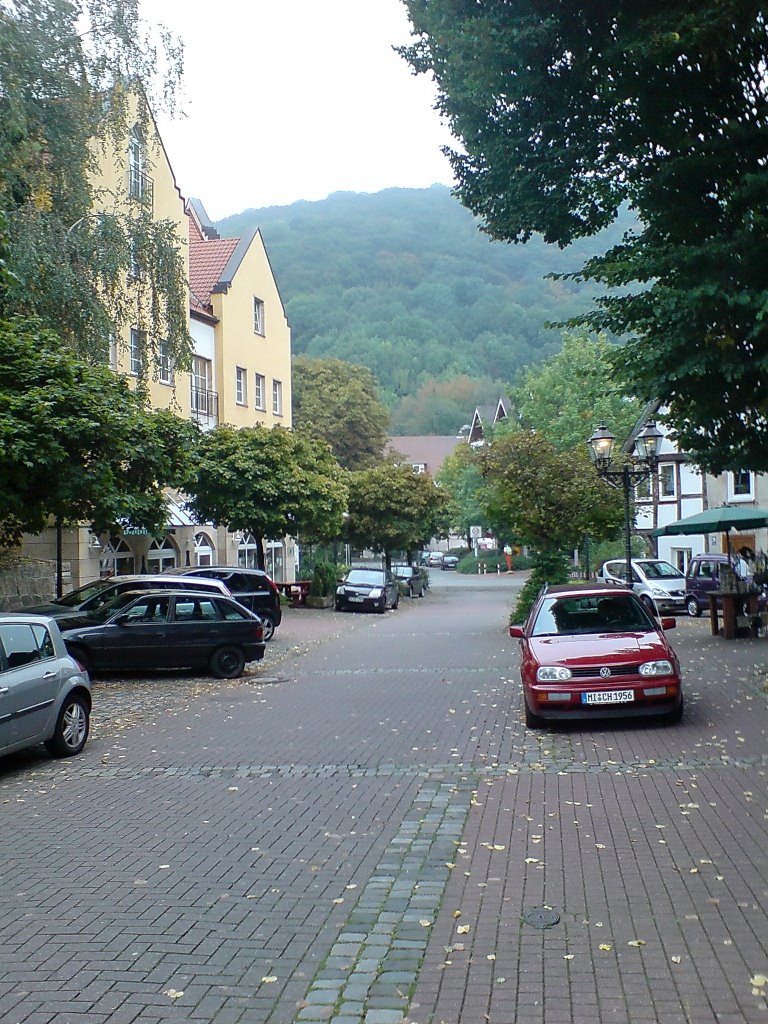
275 580 312 607
708 590 761 639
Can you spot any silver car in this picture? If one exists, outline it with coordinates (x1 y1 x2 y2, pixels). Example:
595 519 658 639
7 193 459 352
599 558 687 613
0 614 91 759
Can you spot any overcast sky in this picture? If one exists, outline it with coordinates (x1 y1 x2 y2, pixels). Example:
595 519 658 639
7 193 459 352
151 0 456 221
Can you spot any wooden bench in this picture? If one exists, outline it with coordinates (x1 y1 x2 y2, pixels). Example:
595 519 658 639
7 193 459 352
275 580 312 607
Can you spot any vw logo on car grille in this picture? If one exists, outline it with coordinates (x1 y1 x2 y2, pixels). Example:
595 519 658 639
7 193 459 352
599 666 612 678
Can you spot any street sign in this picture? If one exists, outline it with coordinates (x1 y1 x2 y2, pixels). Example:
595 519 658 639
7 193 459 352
470 525 482 539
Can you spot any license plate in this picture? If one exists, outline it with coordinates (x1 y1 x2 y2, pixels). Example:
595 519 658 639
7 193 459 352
581 689 635 705
349 596 364 602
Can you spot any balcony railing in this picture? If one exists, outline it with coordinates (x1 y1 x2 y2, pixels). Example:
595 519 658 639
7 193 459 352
128 167 154 209
191 386 219 424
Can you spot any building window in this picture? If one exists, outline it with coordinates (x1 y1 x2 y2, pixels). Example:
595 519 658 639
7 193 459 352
238 532 259 569
129 328 145 376
128 126 153 206
191 356 218 422
194 532 215 567
254 373 265 411
728 470 754 501
158 340 174 385
236 366 247 405
658 463 676 499
272 378 283 416
147 536 178 573
253 297 265 335
635 474 652 501
108 334 118 371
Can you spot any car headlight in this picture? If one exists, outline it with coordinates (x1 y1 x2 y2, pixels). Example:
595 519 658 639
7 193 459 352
369 588 383 598
336 586 345 595
536 666 572 682
639 660 674 677
650 588 667 598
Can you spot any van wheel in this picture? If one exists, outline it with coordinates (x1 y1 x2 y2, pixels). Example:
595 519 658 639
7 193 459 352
686 597 701 618
209 646 246 679
45 694 90 757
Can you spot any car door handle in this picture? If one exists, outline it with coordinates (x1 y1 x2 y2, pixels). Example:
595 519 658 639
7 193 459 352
42 671 56 679
0 687 8 695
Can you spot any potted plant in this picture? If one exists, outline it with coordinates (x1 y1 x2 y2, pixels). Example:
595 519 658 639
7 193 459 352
305 562 337 609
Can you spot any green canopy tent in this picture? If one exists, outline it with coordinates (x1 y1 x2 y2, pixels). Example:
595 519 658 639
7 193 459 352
651 506 768 560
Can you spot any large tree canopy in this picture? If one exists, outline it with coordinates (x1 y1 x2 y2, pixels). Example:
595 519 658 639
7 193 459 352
511 330 644 452
0 0 189 368
291 355 390 470
401 3 768 471
188 426 348 569
0 318 197 547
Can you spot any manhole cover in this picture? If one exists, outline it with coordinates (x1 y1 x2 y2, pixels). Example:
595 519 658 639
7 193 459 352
522 907 560 929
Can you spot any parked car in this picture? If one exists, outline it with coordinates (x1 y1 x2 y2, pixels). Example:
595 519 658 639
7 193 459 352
426 551 444 567
25 575 231 620
509 583 683 728
335 568 400 613
683 553 759 617
392 564 427 598
0 614 91 759
440 554 459 571
59 590 265 679
162 566 282 640
598 558 687 613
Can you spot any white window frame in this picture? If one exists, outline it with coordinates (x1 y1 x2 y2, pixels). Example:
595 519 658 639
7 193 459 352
129 327 144 376
128 127 145 199
272 378 283 416
253 297 265 335
158 340 174 385
658 462 677 500
254 372 266 411
727 469 754 502
236 366 248 405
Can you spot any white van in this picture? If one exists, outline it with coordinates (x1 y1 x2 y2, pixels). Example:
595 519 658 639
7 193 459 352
598 558 687 613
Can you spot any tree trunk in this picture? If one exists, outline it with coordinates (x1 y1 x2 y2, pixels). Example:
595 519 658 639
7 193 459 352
256 533 266 570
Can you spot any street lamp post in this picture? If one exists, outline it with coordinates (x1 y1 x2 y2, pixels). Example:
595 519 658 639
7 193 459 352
587 421 663 586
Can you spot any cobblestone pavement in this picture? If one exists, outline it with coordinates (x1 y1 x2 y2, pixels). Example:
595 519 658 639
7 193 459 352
0 576 767 1024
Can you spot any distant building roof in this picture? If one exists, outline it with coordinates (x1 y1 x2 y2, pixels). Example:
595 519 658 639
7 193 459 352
388 435 462 475
468 396 512 444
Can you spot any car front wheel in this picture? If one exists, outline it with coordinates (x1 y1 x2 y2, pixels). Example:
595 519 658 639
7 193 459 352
686 597 701 618
45 693 90 757
209 646 246 679
524 703 546 729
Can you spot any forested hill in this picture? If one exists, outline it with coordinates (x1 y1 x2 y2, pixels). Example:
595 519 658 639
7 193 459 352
217 186 628 434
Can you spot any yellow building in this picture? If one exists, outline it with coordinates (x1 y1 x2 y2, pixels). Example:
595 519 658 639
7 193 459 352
22 98 296 587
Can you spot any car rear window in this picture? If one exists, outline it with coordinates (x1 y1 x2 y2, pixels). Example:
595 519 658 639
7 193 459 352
173 597 222 621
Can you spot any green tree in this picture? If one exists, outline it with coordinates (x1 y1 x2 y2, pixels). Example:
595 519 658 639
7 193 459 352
0 318 197 547
188 425 348 569
390 373 507 435
345 464 452 567
480 429 625 619
436 444 489 545
292 355 390 469
400 4 768 471
511 331 643 452
0 0 189 369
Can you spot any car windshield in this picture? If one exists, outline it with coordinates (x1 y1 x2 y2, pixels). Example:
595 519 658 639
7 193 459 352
531 593 655 636
640 560 684 580
346 570 384 585
394 567 413 577
54 579 116 608
79 590 148 624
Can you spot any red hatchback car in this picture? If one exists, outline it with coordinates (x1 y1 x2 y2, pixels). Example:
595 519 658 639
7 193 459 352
509 583 683 728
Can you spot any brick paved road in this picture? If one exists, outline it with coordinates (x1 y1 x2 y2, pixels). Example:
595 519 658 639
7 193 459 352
0 574 766 1024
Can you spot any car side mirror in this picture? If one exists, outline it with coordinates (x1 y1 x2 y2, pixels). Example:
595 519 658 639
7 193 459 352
660 617 676 630
509 624 525 638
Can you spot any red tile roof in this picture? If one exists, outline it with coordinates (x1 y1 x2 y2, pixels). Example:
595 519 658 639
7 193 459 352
189 237 238 314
